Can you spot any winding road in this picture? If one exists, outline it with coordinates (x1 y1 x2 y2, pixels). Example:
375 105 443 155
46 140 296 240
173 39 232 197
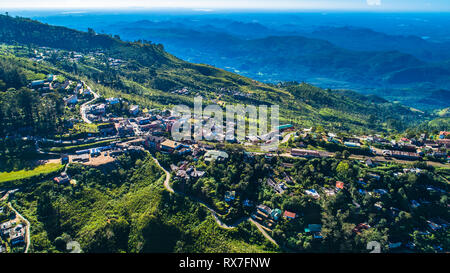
80 82 100 124
150 154 279 244
7 202 31 253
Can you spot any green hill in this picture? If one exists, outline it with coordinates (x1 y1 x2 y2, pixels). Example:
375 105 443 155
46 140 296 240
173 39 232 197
0 15 431 135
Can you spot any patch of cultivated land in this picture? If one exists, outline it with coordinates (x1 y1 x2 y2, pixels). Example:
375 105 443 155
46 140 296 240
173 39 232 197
0 163 63 183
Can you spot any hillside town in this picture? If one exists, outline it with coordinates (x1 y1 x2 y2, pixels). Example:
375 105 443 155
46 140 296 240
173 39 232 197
0 43 448 254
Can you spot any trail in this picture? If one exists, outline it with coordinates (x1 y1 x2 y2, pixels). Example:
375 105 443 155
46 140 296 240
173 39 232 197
150 154 279 244
7 202 31 253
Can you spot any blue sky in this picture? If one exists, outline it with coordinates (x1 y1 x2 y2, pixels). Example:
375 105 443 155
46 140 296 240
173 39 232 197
2 0 450 11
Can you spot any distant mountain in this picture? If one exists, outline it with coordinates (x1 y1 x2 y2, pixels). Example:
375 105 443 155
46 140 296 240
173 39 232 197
418 89 450 108
0 15 427 133
109 26 446 86
303 26 450 62
100 21 450 109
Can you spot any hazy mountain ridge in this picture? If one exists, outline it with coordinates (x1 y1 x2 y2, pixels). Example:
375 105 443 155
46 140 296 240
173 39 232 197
0 14 429 134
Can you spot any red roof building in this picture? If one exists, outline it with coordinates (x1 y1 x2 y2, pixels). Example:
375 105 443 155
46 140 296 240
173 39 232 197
283 211 297 219
336 181 345 190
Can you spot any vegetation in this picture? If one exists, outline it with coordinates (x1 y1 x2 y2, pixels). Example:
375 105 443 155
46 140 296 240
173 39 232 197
0 162 63 184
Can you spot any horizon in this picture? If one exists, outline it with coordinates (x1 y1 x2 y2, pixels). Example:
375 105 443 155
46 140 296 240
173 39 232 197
2 0 450 12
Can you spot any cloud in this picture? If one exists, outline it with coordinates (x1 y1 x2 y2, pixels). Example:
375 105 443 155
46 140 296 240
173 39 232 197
367 0 382 6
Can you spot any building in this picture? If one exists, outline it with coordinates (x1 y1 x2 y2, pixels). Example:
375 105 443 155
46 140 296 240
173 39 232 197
129 105 139 116
283 210 297 220
31 80 45 89
278 124 294 132
160 139 184 153
224 191 236 202
145 135 164 150
305 189 320 199
385 150 421 160
65 95 78 105
98 123 117 136
336 181 345 190
72 153 89 163
106 97 120 105
90 148 101 157
61 154 69 164
54 172 70 184
291 149 321 158
204 150 229 162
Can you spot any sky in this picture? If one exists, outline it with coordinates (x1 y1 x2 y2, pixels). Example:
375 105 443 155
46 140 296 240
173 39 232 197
1 0 450 11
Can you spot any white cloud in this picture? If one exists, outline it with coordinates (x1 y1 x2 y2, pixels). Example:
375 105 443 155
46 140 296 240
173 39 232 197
367 0 382 6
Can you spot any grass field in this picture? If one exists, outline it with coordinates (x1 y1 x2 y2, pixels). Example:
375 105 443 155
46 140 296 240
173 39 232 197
0 163 63 184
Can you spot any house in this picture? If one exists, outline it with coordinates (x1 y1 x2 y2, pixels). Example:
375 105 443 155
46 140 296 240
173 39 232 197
145 135 163 150
65 95 78 105
54 172 70 184
384 150 421 160
177 147 192 156
256 205 272 216
161 139 184 153
90 148 101 157
98 123 117 136
323 188 336 196
368 173 381 181
365 159 375 167
116 122 134 136
90 104 106 115
283 210 297 220
106 97 120 105
356 179 367 186
31 80 45 89
335 181 345 190
439 131 450 139
410 200 421 208
72 153 89 162
204 150 229 162
353 223 370 234
305 189 320 199
270 208 282 221
61 154 69 164
224 191 236 202
291 149 321 158
278 124 294 132
129 105 139 116
266 178 285 194
344 141 361 147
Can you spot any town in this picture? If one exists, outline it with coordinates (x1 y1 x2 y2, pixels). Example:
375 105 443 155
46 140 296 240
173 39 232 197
0 43 448 254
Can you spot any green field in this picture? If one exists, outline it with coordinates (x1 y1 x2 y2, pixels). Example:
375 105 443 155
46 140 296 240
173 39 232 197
0 163 63 184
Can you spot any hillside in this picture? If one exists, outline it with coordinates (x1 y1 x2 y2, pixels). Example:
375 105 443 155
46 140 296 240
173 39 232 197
92 20 450 109
0 15 431 135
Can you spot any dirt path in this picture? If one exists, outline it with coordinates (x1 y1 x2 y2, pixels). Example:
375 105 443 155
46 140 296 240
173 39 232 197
249 219 279 247
150 154 278 241
7 202 31 253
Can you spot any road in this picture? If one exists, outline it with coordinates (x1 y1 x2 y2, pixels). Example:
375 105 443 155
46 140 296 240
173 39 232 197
249 219 279 247
80 82 100 124
8 202 31 253
150 154 278 240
